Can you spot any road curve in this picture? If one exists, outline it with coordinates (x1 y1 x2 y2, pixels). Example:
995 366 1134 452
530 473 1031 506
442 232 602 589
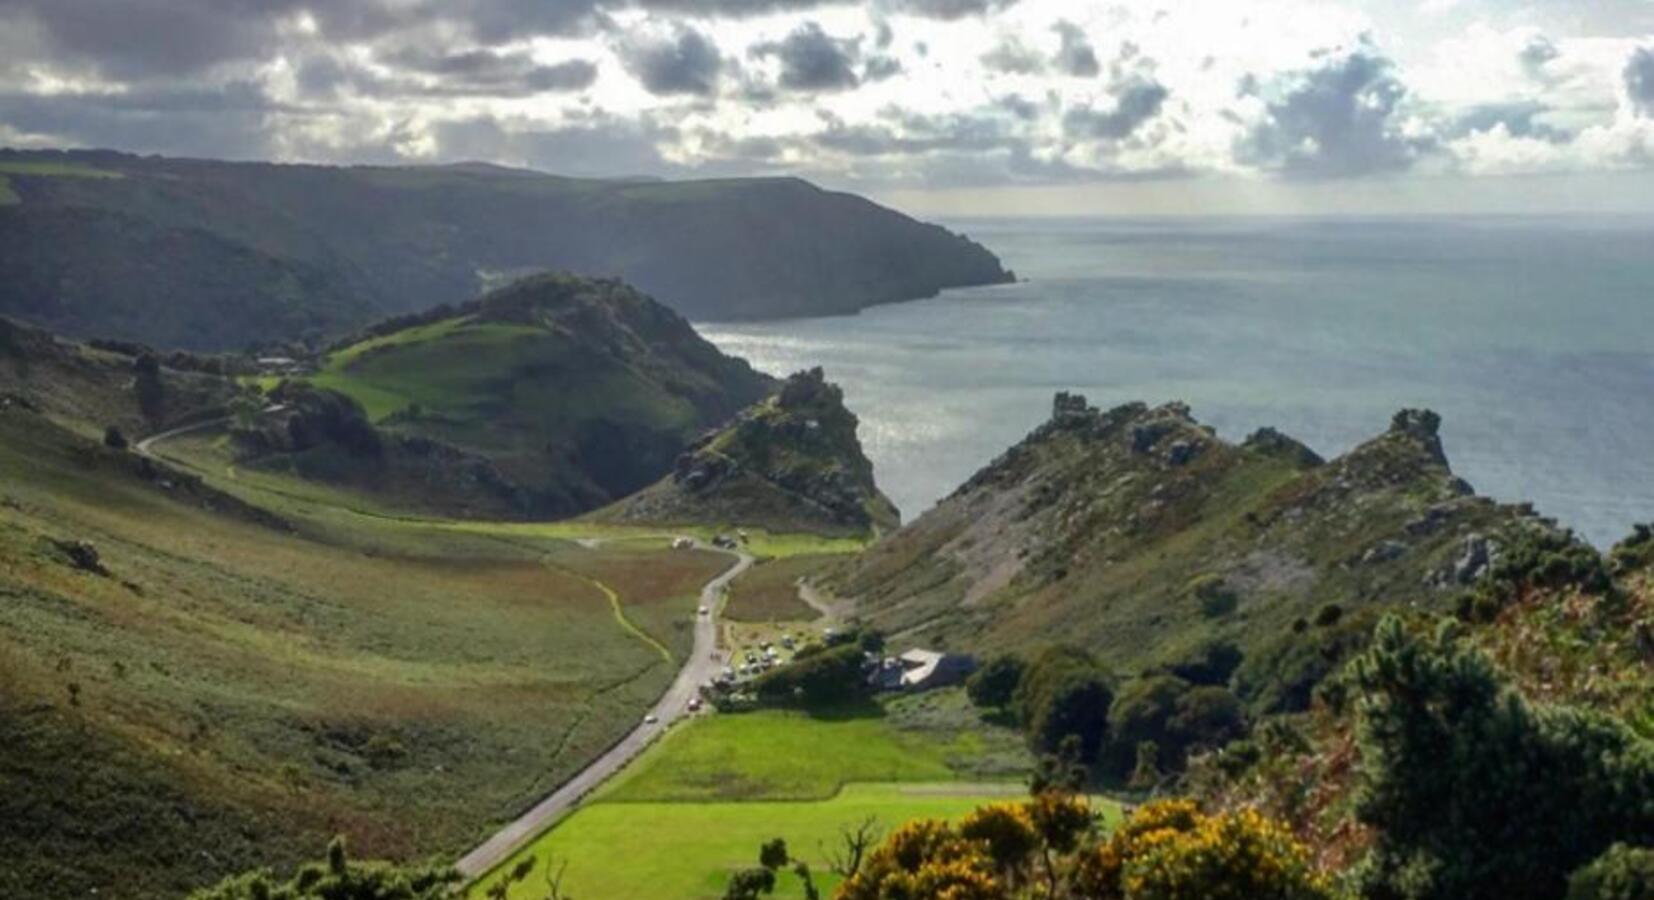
455 544 754 881
133 404 287 459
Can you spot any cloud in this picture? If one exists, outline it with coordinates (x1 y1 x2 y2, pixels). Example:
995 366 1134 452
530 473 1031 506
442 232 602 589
620 25 724 96
0 0 304 78
0 81 286 158
432 112 680 178
1063 78 1168 139
1627 46 1654 117
1518 33 1560 79
863 54 903 82
1449 101 1568 142
1239 45 1430 178
981 35 1045 75
379 46 598 96
883 0 1020 19
1052 21 1100 78
752 22 861 92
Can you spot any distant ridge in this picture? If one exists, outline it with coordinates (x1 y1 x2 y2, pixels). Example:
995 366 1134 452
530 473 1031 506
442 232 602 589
0 148 1013 350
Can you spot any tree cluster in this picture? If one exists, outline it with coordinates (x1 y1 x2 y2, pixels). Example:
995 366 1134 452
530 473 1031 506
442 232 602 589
1350 617 1654 900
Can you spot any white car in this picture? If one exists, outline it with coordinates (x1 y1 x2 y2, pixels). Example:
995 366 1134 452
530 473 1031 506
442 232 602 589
698 605 709 616
643 714 659 725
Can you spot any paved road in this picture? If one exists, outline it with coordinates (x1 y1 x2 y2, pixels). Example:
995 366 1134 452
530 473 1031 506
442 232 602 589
133 405 286 459
454 544 754 881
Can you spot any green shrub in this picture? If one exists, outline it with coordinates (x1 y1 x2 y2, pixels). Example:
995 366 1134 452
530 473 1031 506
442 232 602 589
188 837 457 900
1012 645 1112 760
966 654 1025 709
1106 676 1245 777
1188 575 1238 618
1165 639 1243 686
1568 844 1654 900
1351 617 1654 900
752 643 868 708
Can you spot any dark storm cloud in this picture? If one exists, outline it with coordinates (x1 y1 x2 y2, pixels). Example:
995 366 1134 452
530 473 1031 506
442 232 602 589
1052 21 1100 78
0 81 286 158
619 25 724 96
0 0 304 78
1063 79 1168 139
1627 46 1654 117
1238 47 1429 178
753 22 861 91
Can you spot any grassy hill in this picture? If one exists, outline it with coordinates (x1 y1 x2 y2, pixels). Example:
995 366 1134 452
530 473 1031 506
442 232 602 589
0 150 1012 350
243 273 775 518
601 367 900 537
0 317 750 898
834 393 1565 714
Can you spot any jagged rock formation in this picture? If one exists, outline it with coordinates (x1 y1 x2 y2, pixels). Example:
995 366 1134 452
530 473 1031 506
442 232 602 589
0 149 1013 350
834 393 1569 712
604 368 899 536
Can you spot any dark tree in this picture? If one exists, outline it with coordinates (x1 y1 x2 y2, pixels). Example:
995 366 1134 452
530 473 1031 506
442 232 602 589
967 654 1025 709
1352 617 1654 900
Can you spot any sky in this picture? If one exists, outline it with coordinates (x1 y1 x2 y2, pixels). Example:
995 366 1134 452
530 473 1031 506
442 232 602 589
2 0 1653 215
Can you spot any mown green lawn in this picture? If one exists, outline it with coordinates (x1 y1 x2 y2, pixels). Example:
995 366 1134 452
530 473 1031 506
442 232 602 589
475 784 1037 900
470 691 1052 899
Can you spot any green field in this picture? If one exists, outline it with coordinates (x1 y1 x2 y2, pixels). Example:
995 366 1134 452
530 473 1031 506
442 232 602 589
471 690 1048 899
480 784 1037 900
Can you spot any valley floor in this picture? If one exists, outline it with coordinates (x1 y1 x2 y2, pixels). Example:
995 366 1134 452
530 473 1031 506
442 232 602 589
468 691 1082 900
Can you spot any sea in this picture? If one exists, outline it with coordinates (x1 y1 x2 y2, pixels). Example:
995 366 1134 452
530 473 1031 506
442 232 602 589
699 216 1654 548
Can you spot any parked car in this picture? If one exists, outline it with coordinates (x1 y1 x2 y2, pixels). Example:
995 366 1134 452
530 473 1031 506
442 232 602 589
643 714 659 725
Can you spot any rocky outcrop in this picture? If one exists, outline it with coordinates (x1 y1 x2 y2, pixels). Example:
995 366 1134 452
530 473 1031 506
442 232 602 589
605 368 899 536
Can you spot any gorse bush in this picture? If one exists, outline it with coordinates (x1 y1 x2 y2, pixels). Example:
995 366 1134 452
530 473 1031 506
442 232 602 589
833 795 1323 900
1074 800 1330 900
1351 617 1654 900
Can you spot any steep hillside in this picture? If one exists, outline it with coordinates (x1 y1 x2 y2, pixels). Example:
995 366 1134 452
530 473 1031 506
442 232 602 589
256 273 775 518
835 393 1561 712
0 150 1012 350
603 367 900 537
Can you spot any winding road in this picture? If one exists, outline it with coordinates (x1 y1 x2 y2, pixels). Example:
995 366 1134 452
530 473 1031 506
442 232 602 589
454 544 754 881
